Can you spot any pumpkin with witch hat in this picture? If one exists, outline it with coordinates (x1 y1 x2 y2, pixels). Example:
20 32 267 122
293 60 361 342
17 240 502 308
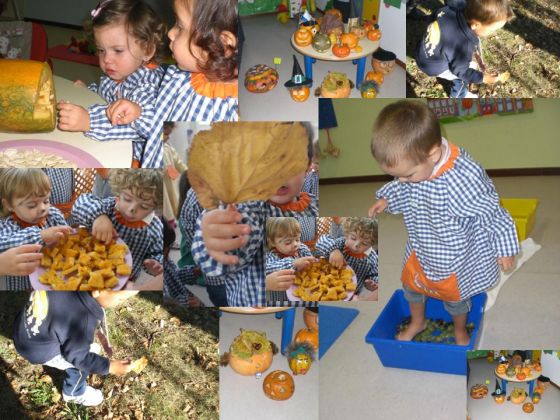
492 380 506 404
284 55 312 102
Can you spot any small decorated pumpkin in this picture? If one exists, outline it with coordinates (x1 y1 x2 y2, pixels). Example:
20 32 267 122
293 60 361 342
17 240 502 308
324 8 343 21
286 341 314 376
534 386 545 395
294 28 313 47
521 367 531 377
496 363 507 375
350 25 367 39
510 387 527 404
294 328 318 351
494 393 506 404
220 329 277 376
367 24 382 41
320 13 344 37
316 72 353 98
340 32 359 49
0 60 56 133
517 372 527 380
312 32 331 53
365 70 384 85
532 362 542 372
470 384 488 399
372 48 397 75
244 64 279 93
289 86 310 102
363 20 376 32
332 42 351 58
263 370 295 401
522 402 534 413
289 352 312 375
531 392 541 404
360 80 379 99
506 366 517 377
303 308 318 332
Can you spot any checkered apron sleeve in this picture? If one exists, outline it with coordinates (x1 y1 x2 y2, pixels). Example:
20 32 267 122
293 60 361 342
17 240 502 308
295 216 316 243
302 171 319 199
163 259 196 304
223 254 265 306
72 194 115 229
178 189 203 248
314 235 341 259
376 179 409 214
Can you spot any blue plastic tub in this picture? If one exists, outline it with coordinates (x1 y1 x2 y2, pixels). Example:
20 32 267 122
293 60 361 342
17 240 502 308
365 290 486 375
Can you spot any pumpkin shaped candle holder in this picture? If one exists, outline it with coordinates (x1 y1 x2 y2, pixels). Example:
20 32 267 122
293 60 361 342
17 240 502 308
220 329 278 376
263 370 295 401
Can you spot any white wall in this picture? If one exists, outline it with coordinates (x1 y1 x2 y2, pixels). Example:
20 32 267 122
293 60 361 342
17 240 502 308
541 351 560 386
378 1 406 61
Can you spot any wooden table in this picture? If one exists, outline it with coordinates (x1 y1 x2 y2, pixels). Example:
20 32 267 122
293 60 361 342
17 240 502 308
291 35 380 89
220 307 296 354
495 367 539 397
0 76 132 168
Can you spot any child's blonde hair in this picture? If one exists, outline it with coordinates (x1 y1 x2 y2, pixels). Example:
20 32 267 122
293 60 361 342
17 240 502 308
0 169 51 217
465 0 515 25
342 217 378 247
266 217 301 249
371 100 441 167
109 169 163 208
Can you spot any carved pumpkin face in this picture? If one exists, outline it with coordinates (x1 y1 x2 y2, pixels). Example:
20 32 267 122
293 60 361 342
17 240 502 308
332 43 350 58
372 58 395 75
289 86 310 102
470 384 488 399
294 28 313 47
303 308 318 332
522 403 534 413
340 33 359 49
263 370 295 401
494 394 506 404
289 353 312 375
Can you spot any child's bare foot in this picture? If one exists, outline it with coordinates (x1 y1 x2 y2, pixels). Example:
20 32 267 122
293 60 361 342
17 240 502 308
454 329 470 346
396 319 427 341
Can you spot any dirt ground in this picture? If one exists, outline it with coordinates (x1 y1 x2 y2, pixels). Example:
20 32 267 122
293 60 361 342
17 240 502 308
0 292 219 419
406 0 560 97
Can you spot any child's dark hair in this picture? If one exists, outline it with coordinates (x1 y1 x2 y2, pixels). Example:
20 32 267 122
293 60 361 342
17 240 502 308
162 216 175 261
464 0 515 24
177 169 190 219
371 100 441 167
90 0 167 62
177 0 238 81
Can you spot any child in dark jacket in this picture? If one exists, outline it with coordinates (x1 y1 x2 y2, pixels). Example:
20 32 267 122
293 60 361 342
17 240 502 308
13 291 138 406
415 0 513 98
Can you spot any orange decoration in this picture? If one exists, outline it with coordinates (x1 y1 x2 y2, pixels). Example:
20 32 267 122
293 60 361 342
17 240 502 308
366 71 384 85
350 26 367 39
303 308 319 332
522 403 534 413
289 86 310 102
516 372 527 380
263 370 295 401
367 28 382 41
228 351 273 376
340 32 359 49
332 42 350 58
294 28 313 47
295 328 318 351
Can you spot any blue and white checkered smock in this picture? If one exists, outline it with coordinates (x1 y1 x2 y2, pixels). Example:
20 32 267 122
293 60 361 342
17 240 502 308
376 144 519 301
72 195 163 280
86 66 165 163
163 258 197 306
302 170 319 200
192 193 318 307
0 206 67 290
295 216 316 245
265 243 317 307
178 189 223 287
43 169 74 205
315 235 379 294
141 66 238 169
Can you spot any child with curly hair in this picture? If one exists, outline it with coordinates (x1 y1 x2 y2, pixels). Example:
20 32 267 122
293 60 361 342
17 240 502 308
72 169 164 288
58 0 166 167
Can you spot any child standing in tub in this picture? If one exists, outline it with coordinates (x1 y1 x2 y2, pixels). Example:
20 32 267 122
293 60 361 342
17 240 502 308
57 0 166 167
368 100 518 345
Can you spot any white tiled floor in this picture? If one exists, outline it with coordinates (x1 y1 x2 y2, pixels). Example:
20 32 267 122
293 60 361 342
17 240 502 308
467 357 560 419
239 15 406 123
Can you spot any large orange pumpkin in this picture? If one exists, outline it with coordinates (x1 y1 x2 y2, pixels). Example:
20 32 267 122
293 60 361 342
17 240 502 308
340 33 359 49
224 330 276 376
366 71 384 85
303 308 318 332
332 42 350 58
294 28 313 47
263 370 295 401
0 60 56 132
229 351 273 376
294 328 318 351
510 387 527 404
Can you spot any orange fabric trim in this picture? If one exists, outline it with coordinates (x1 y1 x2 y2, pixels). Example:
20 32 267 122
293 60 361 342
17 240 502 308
272 192 311 212
11 213 46 228
303 238 317 251
131 159 141 168
344 246 367 259
191 72 238 99
114 208 147 229
96 168 110 179
431 142 461 180
145 62 159 70
401 250 461 301
273 249 297 259
52 192 78 219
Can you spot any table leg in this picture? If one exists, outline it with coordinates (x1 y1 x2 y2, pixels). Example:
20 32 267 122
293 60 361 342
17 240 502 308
303 56 316 86
528 379 535 396
275 308 296 355
352 56 367 89
501 379 507 394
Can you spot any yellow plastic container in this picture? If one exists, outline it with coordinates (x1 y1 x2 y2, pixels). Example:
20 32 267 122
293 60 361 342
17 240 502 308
500 198 539 241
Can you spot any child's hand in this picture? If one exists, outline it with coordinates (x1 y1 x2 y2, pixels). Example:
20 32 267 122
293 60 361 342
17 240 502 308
109 359 132 376
40 226 73 246
294 256 317 271
364 279 378 292
329 249 345 269
201 204 251 265
92 215 116 244
106 99 142 126
57 101 91 132
483 72 500 84
368 198 387 217
0 244 43 276
144 258 163 276
266 269 296 291
74 80 87 88
497 256 515 272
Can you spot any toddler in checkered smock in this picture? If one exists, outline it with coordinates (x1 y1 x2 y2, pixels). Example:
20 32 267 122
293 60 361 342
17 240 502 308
315 217 379 301
368 101 518 345
57 0 166 167
0 169 72 290
72 169 164 288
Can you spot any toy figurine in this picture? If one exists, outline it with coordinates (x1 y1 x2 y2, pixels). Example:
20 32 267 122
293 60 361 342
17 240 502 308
284 55 312 102
371 48 396 75
286 341 315 375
